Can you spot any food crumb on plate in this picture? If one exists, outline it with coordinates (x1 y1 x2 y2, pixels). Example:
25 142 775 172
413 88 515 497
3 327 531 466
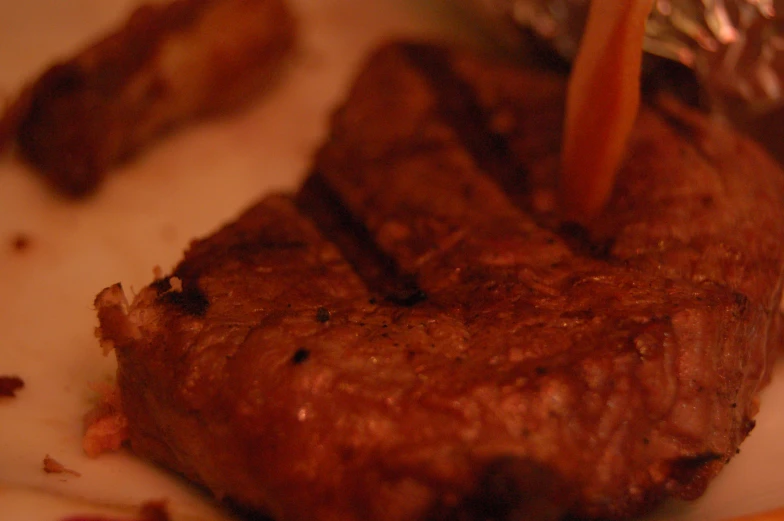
0 375 24 397
43 454 82 477
9 233 31 253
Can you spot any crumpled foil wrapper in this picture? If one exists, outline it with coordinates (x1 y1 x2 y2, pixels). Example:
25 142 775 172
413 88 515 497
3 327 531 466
466 0 784 114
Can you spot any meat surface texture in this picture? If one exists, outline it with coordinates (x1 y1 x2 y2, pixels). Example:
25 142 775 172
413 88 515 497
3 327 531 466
0 0 296 197
95 42 784 521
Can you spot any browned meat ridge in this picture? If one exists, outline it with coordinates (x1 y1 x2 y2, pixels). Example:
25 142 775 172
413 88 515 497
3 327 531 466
0 0 295 197
95 42 784 521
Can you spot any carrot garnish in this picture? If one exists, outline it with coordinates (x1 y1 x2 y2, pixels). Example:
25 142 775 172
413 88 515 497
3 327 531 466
561 0 655 222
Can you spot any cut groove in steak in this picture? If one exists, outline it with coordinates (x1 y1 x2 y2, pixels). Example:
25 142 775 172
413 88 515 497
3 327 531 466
94 42 784 521
401 44 530 206
296 174 427 307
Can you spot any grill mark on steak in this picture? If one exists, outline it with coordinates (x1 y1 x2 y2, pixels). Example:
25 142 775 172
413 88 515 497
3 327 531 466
399 43 529 206
296 173 427 306
399 42 614 261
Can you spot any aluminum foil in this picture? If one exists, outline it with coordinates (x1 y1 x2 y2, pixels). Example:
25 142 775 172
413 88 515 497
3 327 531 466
467 0 784 113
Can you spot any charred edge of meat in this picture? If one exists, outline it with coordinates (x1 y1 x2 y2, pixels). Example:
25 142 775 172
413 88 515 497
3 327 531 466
557 221 615 260
151 276 173 294
400 43 613 260
154 276 210 317
151 232 318 318
667 452 724 490
428 456 575 521
159 285 209 317
296 173 427 307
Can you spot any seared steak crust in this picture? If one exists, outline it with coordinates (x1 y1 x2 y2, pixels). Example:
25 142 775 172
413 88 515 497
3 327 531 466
95 42 784 521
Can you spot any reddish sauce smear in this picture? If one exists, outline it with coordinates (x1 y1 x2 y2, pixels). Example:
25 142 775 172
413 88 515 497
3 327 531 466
0 375 24 397
43 454 82 477
60 500 170 521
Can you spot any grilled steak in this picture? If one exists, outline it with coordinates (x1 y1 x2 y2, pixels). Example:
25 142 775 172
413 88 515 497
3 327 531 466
94 42 784 521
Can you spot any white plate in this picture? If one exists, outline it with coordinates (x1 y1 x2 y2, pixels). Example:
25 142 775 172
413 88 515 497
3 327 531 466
0 1 782 520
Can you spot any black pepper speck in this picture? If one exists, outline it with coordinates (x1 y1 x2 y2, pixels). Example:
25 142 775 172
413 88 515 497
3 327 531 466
316 307 330 323
292 348 310 365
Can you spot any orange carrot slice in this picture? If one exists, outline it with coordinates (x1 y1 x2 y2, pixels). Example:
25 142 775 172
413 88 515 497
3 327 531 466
723 508 784 521
561 0 655 222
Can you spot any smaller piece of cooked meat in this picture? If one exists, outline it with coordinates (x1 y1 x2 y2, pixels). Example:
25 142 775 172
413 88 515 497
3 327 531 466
0 0 296 196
